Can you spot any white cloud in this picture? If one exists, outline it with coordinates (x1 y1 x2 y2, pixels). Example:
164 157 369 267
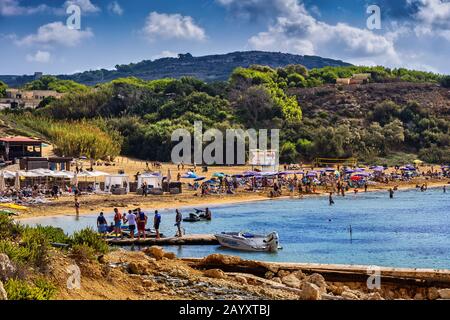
408 0 450 40
26 50 51 63
64 0 100 14
151 50 178 60
0 0 51 16
16 22 94 47
245 2 399 65
143 12 206 41
410 0 450 27
108 1 123 15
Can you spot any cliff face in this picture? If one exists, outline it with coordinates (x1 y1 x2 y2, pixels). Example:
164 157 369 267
288 82 450 119
0 51 351 87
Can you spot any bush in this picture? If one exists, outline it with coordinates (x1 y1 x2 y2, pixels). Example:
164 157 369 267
70 244 97 262
4 278 56 300
0 215 23 239
70 228 109 255
32 225 70 244
0 240 31 265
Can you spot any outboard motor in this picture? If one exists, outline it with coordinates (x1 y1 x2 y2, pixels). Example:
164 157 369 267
266 232 279 252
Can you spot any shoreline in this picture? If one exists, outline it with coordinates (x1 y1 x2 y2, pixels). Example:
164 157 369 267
16 180 449 220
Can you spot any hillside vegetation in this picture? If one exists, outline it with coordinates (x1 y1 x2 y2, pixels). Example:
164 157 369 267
2 64 449 164
0 51 351 87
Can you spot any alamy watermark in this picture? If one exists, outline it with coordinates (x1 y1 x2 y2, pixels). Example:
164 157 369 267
66 4 81 30
367 5 382 30
171 121 279 166
67 264 81 290
366 265 381 290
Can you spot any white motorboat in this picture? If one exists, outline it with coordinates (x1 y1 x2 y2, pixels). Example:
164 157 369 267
214 231 280 252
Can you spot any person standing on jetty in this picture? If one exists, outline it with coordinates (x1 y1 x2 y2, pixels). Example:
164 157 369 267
113 208 123 239
97 212 108 238
136 208 147 240
175 209 183 237
154 210 161 239
125 210 137 240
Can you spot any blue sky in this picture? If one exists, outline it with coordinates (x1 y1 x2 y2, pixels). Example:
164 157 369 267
1 0 450 75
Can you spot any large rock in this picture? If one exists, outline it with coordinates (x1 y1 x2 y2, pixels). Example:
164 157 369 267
203 269 227 279
143 246 165 261
341 290 360 300
128 262 153 275
438 289 450 299
163 252 177 260
367 292 384 300
298 282 322 300
306 273 327 293
0 254 15 281
427 287 440 300
281 274 302 289
201 254 242 265
0 281 7 300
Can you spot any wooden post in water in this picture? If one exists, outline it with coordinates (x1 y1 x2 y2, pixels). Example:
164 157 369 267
349 224 353 243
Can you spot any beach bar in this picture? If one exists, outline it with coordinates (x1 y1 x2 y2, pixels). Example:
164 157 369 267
0 136 42 162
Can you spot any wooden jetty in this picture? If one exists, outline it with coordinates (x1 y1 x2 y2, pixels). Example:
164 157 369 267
106 234 219 246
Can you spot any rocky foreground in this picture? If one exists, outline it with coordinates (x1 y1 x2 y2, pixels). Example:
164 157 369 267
1 246 449 300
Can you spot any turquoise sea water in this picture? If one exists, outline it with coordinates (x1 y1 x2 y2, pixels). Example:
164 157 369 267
23 188 450 269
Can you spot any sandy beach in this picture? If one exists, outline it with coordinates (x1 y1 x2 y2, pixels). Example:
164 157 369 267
15 175 449 220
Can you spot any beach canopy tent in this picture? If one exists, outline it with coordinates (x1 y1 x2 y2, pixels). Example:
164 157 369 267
306 171 318 177
137 173 163 189
104 174 130 193
212 172 225 178
400 167 416 171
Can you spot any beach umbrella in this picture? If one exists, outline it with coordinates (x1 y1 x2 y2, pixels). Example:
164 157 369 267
354 168 365 172
324 168 335 172
306 171 318 177
0 171 5 192
354 172 370 177
232 174 243 178
372 166 385 172
351 176 362 181
181 172 198 179
14 171 20 190
194 177 206 181
295 171 304 174
212 172 225 178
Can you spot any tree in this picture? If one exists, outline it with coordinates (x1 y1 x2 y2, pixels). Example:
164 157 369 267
440 76 450 88
0 81 7 98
